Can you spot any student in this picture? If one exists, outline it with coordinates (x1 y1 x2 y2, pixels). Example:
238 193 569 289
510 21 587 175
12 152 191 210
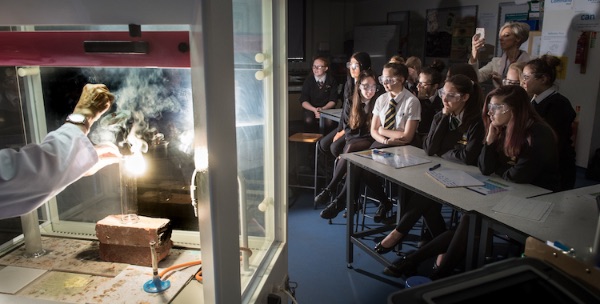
318 52 371 159
522 55 576 190
469 22 531 88
320 62 421 221
374 74 485 254
315 70 381 208
404 56 422 96
371 62 421 148
413 62 445 147
0 84 121 219
300 55 338 133
383 85 560 279
503 62 526 86
389 55 405 65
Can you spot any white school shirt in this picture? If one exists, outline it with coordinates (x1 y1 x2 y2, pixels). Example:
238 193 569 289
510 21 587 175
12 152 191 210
0 123 98 219
373 89 421 131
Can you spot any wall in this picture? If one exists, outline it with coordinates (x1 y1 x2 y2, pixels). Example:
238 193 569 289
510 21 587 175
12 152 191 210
305 0 600 168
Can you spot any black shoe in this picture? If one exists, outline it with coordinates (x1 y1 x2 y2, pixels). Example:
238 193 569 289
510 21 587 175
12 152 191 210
314 188 332 205
320 199 345 219
374 241 396 254
373 200 392 223
383 256 418 278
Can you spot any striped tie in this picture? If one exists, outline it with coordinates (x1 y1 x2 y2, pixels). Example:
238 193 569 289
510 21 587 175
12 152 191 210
384 98 397 130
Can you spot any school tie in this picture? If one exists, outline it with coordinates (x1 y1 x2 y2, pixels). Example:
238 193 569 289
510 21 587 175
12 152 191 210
449 115 460 131
384 98 398 130
318 80 324 89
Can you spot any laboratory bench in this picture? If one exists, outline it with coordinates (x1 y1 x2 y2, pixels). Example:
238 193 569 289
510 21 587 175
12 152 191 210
0 236 201 303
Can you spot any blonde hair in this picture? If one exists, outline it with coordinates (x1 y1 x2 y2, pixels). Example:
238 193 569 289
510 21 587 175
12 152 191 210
499 22 530 46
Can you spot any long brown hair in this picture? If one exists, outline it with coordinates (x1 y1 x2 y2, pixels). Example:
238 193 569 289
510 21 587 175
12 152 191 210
348 70 377 130
482 85 553 157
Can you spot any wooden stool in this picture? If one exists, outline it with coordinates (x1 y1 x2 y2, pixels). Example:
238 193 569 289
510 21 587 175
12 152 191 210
289 133 325 207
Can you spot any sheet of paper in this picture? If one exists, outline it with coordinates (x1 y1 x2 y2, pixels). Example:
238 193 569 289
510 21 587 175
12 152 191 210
426 168 484 188
371 150 431 168
467 179 512 195
492 195 553 222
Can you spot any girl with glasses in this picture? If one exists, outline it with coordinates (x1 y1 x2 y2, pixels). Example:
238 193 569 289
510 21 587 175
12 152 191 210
522 55 576 190
299 55 338 133
318 52 371 163
317 70 383 217
375 75 485 257
480 85 560 191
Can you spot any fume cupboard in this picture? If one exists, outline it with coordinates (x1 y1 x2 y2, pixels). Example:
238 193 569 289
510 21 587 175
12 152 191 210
0 1 289 303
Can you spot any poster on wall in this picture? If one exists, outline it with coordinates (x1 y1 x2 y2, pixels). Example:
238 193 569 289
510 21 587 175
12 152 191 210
425 6 478 61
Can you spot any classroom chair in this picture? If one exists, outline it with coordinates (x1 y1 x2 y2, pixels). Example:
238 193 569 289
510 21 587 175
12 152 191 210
288 132 326 207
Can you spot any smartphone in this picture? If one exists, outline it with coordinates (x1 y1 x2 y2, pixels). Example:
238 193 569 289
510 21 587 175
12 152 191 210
475 28 485 41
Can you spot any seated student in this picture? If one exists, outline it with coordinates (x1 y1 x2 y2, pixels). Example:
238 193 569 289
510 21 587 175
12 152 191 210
413 61 445 148
320 62 421 221
389 55 405 65
374 74 485 254
503 62 526 86
299 55 338 133
522 55 576 190
318 52 371 160
404 56 422 96
314 70 382 205
383 85 560 279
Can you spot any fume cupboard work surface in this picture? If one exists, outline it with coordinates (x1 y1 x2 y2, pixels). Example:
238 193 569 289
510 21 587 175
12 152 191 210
0 236 201 303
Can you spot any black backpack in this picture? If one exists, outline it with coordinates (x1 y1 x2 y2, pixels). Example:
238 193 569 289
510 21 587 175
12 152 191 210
586 148 600 181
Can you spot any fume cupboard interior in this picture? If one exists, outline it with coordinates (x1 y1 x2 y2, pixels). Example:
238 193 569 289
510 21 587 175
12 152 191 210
0 1 289 303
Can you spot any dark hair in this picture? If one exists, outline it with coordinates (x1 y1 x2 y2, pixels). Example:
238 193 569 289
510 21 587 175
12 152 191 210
429 59 446 74
348 70 377 130
482 85 551 157
446 74 482 130
383 62 408 80
421 67 443 86
447 63 478 83
344 52 372 101
352 52 372 71
525 54 562 85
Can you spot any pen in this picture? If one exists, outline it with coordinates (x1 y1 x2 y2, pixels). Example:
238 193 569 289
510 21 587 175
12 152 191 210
429 164 441 171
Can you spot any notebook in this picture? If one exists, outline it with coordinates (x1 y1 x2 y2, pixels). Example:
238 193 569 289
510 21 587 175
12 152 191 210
426 168 484 188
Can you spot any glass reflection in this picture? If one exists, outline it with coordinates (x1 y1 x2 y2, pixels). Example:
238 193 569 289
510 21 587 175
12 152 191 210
38 67 197 230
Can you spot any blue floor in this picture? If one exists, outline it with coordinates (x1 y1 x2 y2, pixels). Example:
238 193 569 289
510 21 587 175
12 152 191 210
288 192 406 304
287 167 600 304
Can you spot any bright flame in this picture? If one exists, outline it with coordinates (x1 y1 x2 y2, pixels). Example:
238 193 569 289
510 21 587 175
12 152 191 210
123 125 148 176
124 153 146 176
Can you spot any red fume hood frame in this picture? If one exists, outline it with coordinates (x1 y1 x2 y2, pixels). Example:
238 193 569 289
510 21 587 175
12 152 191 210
0 31 190 68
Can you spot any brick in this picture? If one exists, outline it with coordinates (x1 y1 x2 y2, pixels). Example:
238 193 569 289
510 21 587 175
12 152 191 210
95 215 172 247
99 240 173 266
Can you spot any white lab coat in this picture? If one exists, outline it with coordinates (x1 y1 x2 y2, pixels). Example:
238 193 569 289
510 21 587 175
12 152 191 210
0 123 98 219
